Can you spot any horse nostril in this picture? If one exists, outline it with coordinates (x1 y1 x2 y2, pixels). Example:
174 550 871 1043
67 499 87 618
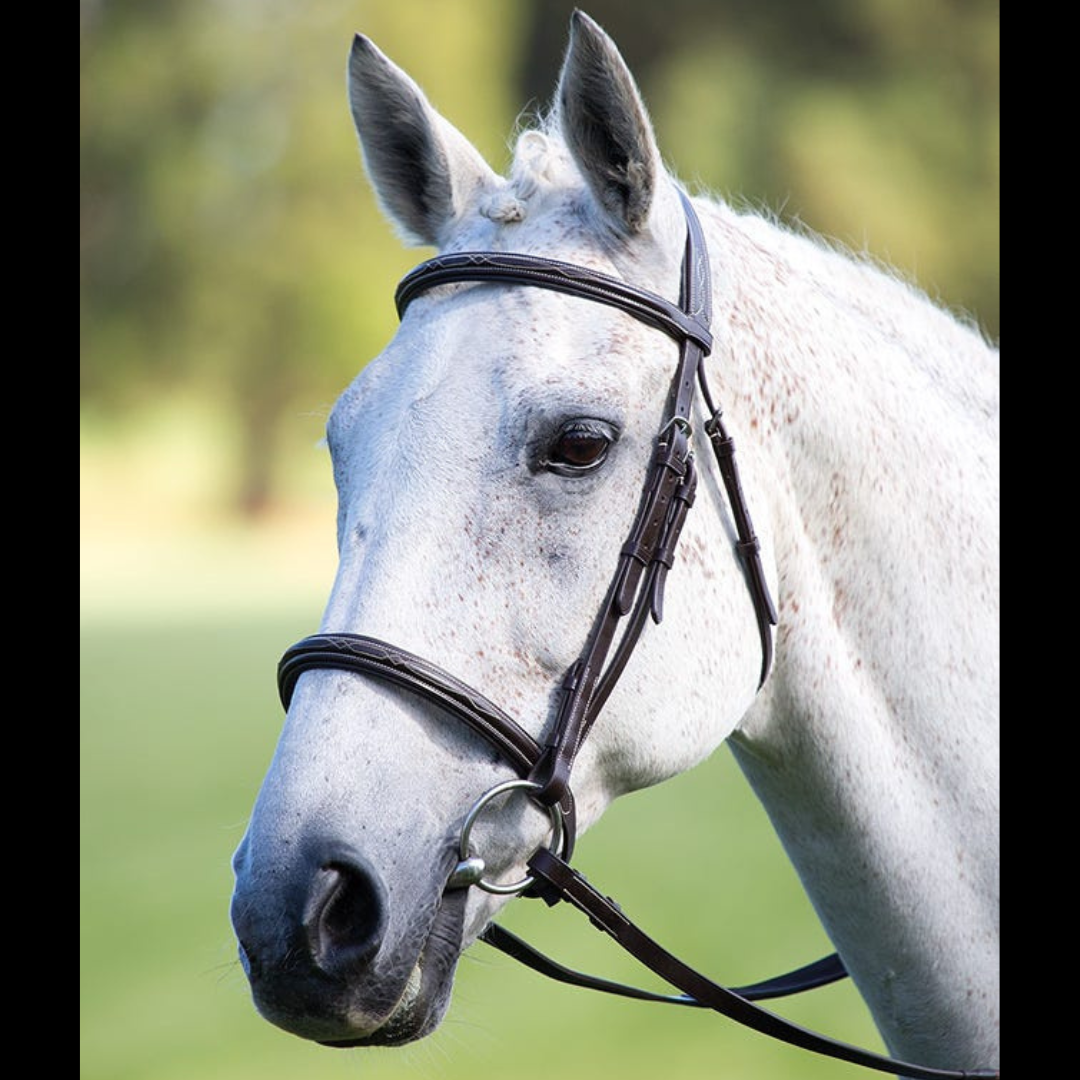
304 857 388 978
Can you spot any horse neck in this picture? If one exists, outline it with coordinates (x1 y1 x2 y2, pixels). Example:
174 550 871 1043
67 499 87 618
697 201 1000 1066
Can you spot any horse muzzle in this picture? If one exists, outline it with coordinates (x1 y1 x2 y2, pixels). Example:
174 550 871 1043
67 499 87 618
230 837 468 1046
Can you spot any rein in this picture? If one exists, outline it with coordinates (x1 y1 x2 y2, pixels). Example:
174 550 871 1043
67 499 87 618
276 192 998 1079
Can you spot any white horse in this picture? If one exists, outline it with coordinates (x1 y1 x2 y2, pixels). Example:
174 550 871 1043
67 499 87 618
231 12 998 1075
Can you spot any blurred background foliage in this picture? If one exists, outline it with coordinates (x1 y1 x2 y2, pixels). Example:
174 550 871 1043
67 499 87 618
81 4 997 1079
81 0 998 528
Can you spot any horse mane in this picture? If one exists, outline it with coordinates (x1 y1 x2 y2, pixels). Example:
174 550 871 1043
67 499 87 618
481 122 998 360
723 195 999 353
476 120 581 226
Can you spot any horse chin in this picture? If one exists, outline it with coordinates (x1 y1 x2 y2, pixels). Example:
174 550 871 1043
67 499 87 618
320 892 467 1048
318 960 444 1048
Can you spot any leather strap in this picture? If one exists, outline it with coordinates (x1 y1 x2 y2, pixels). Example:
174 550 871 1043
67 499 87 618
396 251 713 354
278 632 579 857
525 849 999 1080
528 428 696 807
526 192 711 808
480 921 848 1004
279 633 543 777
701 403 778 687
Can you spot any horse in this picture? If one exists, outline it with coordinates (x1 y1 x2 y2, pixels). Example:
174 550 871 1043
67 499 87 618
230 12 999 1076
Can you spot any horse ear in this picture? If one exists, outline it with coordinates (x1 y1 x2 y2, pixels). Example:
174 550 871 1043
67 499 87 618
347 34 498 247
557 12 665 236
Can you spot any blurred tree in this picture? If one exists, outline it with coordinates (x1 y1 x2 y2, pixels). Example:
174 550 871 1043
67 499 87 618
81 0 521 516
517 0 998 341
81 0 998 520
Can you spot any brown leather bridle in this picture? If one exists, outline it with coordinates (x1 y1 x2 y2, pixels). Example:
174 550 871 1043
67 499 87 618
276 192 998 1079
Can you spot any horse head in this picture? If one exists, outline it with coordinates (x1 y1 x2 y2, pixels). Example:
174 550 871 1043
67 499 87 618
231 12 998 1074
230 12 768 1047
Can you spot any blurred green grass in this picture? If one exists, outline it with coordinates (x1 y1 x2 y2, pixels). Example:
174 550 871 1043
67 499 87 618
81 601 885 1079
81 3 995 1072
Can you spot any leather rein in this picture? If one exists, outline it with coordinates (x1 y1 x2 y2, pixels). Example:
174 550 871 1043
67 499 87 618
276 192 998 1079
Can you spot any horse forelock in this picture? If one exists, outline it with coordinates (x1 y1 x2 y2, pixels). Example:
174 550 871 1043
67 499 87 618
477 121 641 235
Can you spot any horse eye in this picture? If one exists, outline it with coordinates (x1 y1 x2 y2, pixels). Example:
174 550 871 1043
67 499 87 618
544 423 614 476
